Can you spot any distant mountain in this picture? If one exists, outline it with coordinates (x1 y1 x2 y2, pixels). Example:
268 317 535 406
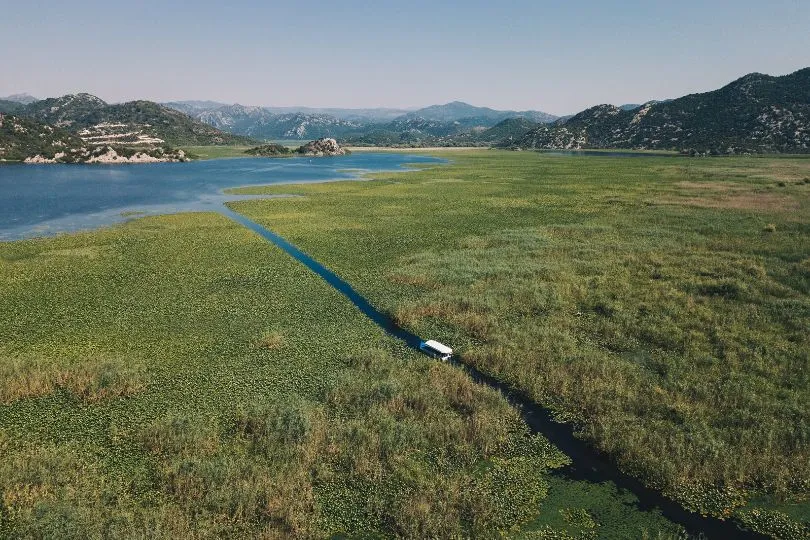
263 106 412 123
263 112 362 139
344 116 546 148
509 69 810 154
342 116 471 147
164 103 364 140
385 116 466 137
0 93 39 105
403 101 557 125
164 102 412 124
19 94 254 146
205 105 362 140
163 100 231 114
164 100 558 143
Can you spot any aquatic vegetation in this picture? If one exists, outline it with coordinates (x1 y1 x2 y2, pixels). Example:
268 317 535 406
231 149 810 536
1 209 677 537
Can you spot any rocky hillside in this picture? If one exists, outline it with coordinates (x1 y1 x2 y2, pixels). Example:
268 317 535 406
235 111 360 140
509 68 810 154
0 114 187 163
296 138 348 156
166 103 363 140
0 114 85 162
19 94 254 147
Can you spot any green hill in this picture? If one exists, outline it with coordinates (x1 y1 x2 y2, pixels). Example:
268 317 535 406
20 94 255 147
0 100 25 114
509 68 810 154
0 114 189 163
0 114 86 162
477 117 539 143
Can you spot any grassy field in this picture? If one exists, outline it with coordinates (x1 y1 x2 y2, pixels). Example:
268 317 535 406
0 209 683 537
229 150 810 538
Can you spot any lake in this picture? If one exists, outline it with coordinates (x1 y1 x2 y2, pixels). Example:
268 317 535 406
0 153 444 241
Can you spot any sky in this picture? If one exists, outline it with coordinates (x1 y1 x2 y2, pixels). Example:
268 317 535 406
1 0 809 116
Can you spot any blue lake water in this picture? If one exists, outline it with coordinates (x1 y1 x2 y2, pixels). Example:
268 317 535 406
0 153 444 241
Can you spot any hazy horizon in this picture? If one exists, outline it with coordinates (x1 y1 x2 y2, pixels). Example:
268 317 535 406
2 0 809 116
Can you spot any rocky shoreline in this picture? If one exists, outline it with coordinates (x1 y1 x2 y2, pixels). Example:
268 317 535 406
22 146 188 164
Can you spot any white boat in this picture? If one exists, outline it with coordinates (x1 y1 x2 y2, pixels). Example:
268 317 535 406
419 339 453 361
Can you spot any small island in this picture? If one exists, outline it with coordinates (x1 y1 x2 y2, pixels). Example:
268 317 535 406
297 138 349 156
244 143 292 157
244 138 350 158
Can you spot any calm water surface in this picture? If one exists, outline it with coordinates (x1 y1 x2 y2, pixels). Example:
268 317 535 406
0 154 444 241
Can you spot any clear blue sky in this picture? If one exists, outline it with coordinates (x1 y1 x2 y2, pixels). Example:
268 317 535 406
2 0 808 115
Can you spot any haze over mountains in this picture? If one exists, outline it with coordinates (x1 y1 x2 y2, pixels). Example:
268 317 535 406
160 100 560 142
166 101 413 123
2 67 809 161
0 93 39 105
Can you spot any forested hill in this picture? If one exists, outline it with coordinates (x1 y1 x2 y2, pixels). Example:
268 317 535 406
19 94 254 147
0 114 188 163
509 68 810 154
0 114 85 162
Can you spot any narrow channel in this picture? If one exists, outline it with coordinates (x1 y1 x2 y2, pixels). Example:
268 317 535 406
220 205 765 540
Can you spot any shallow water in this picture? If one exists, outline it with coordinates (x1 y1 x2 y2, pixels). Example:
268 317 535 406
0 154 444 241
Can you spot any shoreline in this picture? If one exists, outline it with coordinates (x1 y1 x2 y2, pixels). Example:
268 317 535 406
0 154 448 243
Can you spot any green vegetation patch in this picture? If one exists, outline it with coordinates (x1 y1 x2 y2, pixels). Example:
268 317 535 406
1 210 620 537
229 150 810 536
244 143 293 157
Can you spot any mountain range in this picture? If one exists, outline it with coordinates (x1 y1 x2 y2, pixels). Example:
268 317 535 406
2 67 809 160
161 100 559 142
166 101 413 123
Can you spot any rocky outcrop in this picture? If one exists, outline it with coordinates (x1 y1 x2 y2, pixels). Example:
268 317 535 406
83 146 187 164
296 138 349 156
20 144 188 164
